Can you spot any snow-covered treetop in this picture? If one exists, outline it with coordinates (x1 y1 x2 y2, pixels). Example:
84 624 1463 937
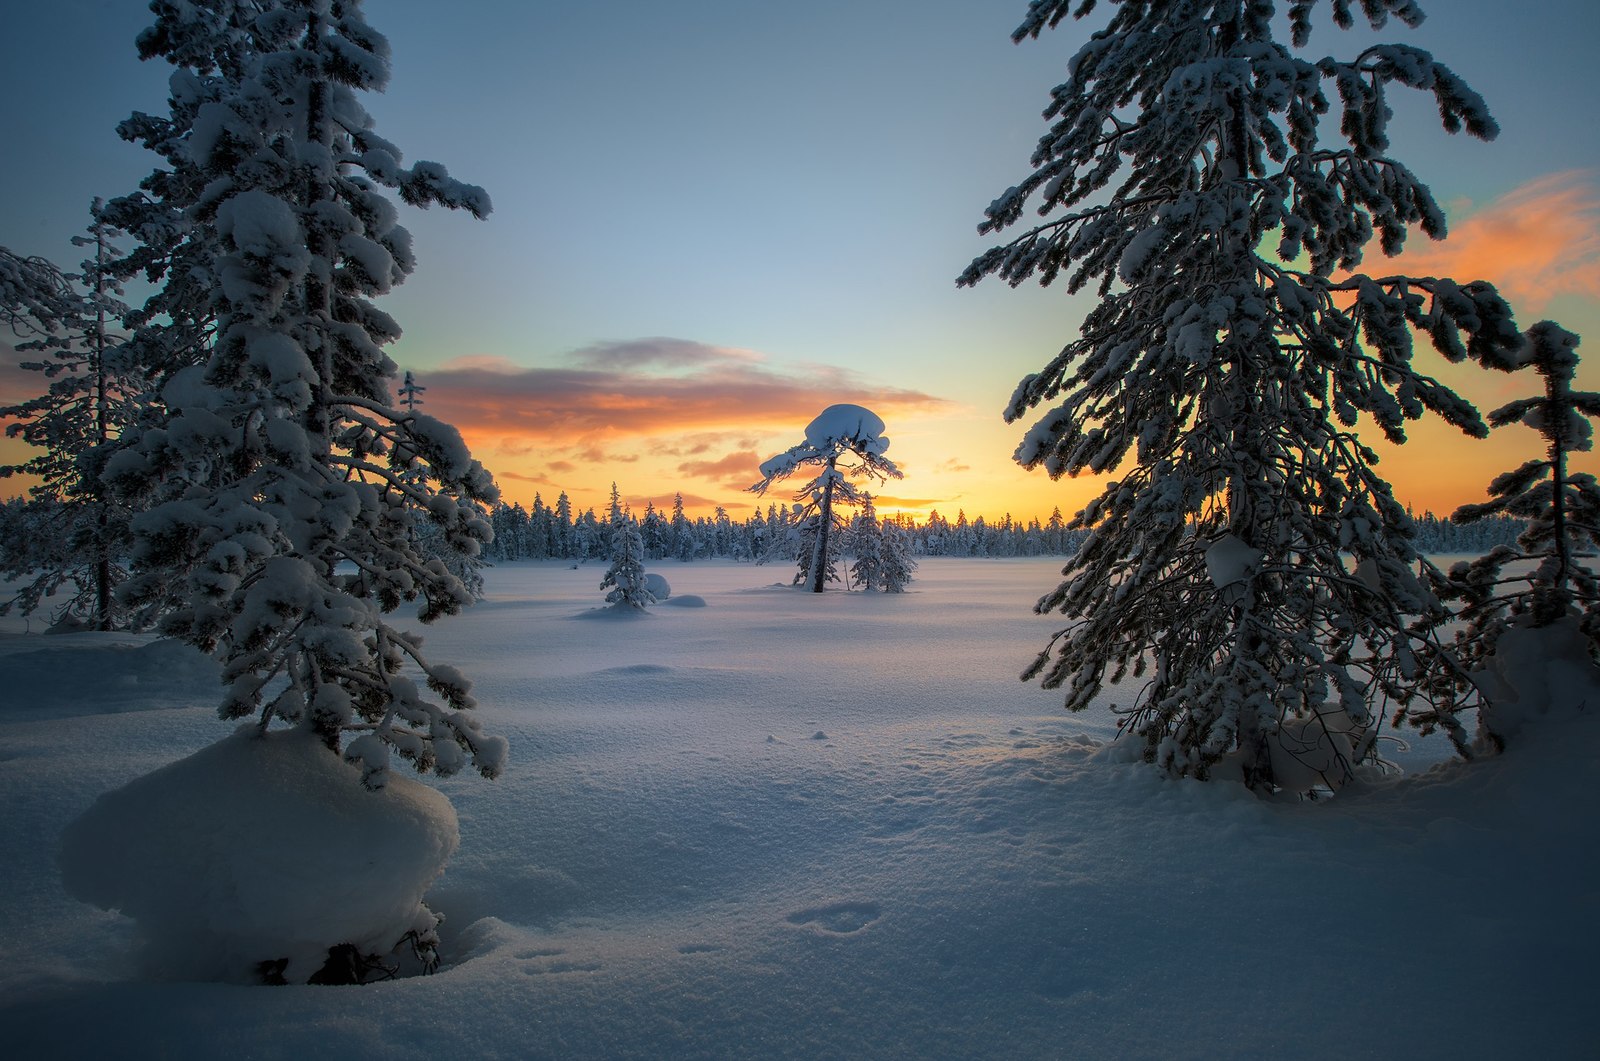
752 404 903 490
804 403 891 456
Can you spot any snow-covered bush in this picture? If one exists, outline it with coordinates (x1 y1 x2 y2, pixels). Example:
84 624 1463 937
1419 321 1600 747
751 404 904 593
961 0 1524 790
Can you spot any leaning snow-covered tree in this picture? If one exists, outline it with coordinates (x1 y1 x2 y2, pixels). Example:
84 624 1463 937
1419 322 1600 749
751 404 904 593
960 0 1524 789
1 205 140 630
103 0 506 790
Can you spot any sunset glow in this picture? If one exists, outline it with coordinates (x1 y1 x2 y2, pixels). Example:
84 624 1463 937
398 170 1600 523
2 1 1596 526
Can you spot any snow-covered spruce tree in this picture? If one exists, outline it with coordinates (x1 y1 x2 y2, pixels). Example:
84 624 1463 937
1418 322 1600 748
394 369 485 600
751 404 904 593
600 511 655 609
849 494 917 592
879 512 918 593
102 0 505 790
960 0 1524 789
794 507 845 590
1 205 141 630
849 497 886 591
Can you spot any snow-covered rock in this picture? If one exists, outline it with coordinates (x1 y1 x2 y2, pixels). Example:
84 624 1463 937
58 726 459 983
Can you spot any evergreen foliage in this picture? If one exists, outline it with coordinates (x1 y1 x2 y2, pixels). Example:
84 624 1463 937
600 512 654 609
1419 322 1600 746
751 405 904 592
960 0 1524 788
101 0 505 789
878 514 918 593
850 495 917 592
849 499 885 591
1 207 140 629
1 247 77 336
474 497 1517 566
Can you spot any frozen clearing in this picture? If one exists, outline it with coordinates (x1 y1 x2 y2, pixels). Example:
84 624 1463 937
1 558 1593 1059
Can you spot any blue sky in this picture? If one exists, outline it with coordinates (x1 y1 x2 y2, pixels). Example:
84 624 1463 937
3 0 1597 520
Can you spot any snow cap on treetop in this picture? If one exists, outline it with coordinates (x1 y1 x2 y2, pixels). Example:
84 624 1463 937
805 403 890 456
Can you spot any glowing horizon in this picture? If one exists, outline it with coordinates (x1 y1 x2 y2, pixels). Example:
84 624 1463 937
2 3 1596 529
4 170 1597 525
380 172 1600 523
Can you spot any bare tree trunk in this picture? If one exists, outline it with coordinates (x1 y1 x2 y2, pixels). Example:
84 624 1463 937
91 204 112 631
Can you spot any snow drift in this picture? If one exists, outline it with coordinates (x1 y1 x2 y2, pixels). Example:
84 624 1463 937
58 725 459 983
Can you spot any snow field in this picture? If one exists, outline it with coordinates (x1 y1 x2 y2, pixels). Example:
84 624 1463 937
1 558 1593 1059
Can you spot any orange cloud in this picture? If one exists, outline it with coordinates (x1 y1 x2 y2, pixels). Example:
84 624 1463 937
1375 171 1600 313
873 494 956 510
677 450 763 486
631 490 725 513
408 338 949 442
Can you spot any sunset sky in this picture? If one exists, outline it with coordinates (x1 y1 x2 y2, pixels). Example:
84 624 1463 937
3 0 1597 523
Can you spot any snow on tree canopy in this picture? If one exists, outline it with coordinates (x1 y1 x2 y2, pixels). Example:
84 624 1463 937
751 404 905 593
102 0 505 790
1204 534 1262 590
964 0 1527 789
804 403 891 456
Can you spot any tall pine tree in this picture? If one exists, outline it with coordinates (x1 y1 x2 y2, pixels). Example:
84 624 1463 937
104 0 505 788
1 205 141 629
751 404 903 593
961 0 1524 788
1421 322 1600 747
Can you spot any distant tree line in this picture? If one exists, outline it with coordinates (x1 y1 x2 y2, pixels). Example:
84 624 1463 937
461 492 1522 565
0 486 1530 607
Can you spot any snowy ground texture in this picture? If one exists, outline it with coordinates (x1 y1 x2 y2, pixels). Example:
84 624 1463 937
2 558 1594 1059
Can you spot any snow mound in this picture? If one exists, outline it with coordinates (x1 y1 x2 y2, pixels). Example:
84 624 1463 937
644 572 672 600
573 604 655 620
664 594 707 607
804 403 890 455
58 726 459 983
1475 616 1600 742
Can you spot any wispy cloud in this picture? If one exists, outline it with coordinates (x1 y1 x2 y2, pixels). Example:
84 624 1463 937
630 490 725 513
873 494 957 510
677 450 763 486
573 337 765 373
410 338 949 442
1377 171 1600 313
